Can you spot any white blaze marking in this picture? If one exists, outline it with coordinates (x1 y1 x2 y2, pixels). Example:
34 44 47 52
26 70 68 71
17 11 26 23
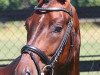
39 15 45 23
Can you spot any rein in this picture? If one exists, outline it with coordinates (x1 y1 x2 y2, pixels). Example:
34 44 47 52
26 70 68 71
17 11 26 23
21 6 74 75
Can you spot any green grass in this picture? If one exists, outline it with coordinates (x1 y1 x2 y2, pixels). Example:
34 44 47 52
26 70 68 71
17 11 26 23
80 71 100 75
80 22 100 75
0 21 26 64
80 22 100 61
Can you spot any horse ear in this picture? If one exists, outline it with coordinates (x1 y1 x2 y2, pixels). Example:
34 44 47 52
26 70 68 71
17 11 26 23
37 0 49 6
37 0 43 5
57 0 70 4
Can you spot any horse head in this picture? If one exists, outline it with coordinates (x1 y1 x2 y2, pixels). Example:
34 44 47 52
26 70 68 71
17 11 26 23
15 0 80 75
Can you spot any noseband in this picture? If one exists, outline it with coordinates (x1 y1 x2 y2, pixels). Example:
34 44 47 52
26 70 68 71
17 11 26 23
21 5 74 75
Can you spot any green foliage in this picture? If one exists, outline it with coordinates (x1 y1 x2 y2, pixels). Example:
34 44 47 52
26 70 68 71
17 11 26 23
71 0 79 7
0 0 9 10
0 0 21 10
73 0 100 7
30 0 37 5
0 0 100 10
0 0 37 10
78 0 96 7
7 0 21 10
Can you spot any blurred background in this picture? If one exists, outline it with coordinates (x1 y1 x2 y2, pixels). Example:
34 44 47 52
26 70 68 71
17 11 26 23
0 0 100 75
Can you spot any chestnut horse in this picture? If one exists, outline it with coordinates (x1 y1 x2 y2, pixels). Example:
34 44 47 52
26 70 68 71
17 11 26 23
0 0 81 75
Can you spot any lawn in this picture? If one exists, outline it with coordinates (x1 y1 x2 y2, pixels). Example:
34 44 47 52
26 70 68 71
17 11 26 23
80 22 100 61
0 21 26 64
80 22 100 75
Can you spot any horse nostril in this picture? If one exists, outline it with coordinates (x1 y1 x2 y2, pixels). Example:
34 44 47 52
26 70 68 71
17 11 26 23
24 67 31 75
25 72 30 75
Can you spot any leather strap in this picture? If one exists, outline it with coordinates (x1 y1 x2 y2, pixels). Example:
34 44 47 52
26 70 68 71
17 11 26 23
21 45 50 65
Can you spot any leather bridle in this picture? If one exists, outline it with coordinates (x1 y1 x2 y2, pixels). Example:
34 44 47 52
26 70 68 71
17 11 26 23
21 5 74 75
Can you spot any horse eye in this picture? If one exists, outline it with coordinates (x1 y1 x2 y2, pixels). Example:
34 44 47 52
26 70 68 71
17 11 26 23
53 26 62 33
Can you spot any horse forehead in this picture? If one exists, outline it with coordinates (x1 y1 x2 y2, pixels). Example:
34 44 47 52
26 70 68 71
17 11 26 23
50 11 64 19
38 13 64 25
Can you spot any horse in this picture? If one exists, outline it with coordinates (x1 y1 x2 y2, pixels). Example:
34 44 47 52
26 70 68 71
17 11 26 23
0 0 81 75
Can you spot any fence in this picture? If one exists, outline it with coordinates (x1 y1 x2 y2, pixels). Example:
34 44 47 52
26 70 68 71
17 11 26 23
0 0 100 75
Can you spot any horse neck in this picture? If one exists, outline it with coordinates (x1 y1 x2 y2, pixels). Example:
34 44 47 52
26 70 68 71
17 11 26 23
0 56 21 75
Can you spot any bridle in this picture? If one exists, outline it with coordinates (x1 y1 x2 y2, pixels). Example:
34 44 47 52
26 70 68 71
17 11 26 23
21 6 74 75
21 5 74 75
